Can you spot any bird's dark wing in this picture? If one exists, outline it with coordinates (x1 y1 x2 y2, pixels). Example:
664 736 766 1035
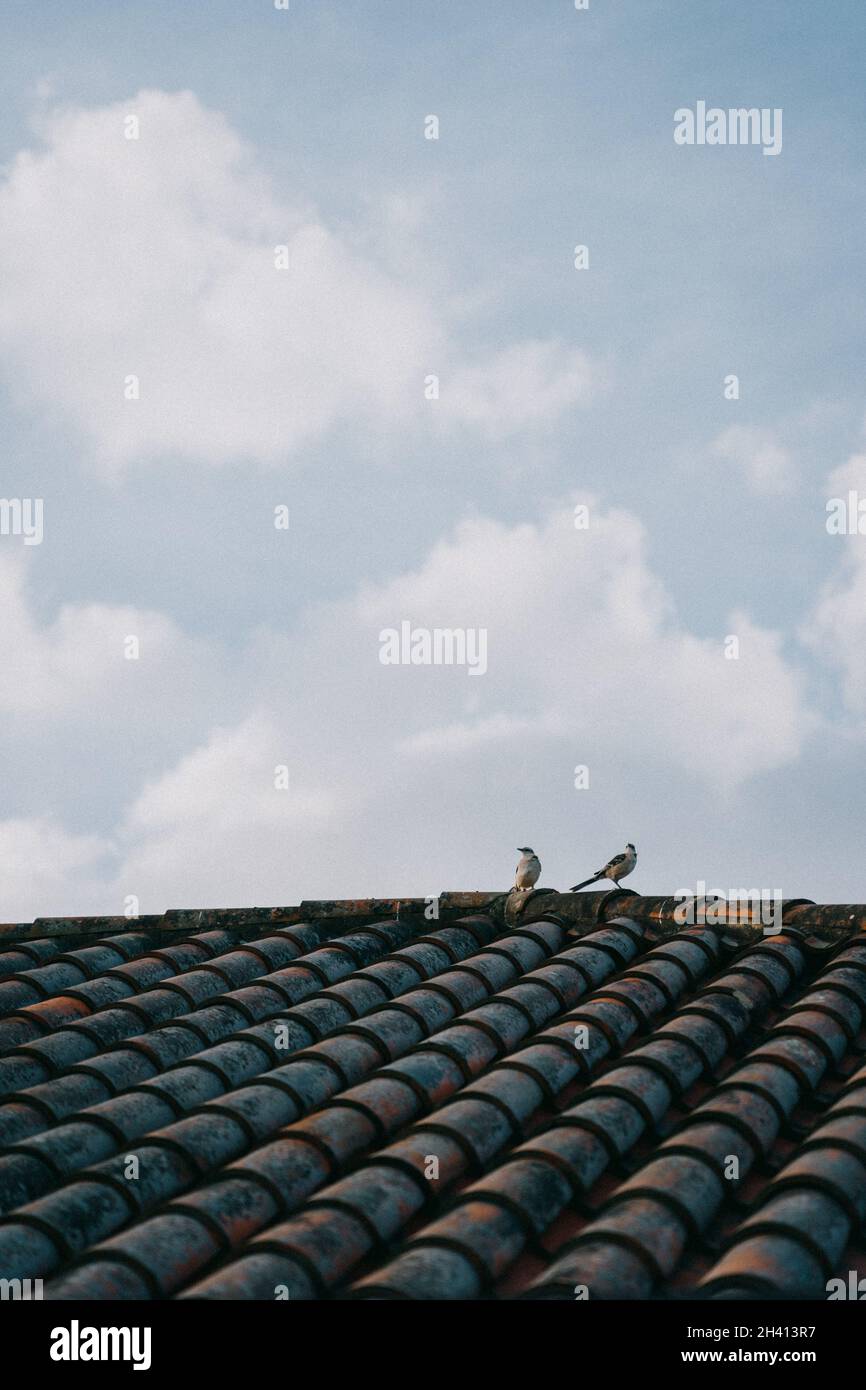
602 852 627 870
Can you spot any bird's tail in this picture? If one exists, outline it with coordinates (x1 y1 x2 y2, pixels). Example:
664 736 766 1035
569 873 602 892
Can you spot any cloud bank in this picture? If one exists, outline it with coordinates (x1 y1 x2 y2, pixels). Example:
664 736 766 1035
0 90 601 470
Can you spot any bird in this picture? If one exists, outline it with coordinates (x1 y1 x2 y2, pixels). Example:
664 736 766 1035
514 847 541 892
571 843 637 893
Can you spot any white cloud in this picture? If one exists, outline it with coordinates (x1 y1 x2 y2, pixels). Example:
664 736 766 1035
0 551 215 724
398 712 540 757
442 340 604 441
0 818 111 921
127 713 338 835
350 504 806 783
116 714 338 907
0 90 600 470
802 454 866 716
711 425 795 495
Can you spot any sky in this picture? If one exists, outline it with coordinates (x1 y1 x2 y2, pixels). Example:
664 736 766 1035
0 0 864 918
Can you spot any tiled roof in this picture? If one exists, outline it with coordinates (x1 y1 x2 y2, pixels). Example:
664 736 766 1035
1 890 865 1300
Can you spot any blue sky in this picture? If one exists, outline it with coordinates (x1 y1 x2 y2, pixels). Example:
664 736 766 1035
0 0 864 916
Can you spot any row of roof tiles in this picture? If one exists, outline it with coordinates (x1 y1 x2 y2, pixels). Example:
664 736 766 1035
40 918 645 1297
2 895 866 1298
510 937 866 1298
0 911 556 1282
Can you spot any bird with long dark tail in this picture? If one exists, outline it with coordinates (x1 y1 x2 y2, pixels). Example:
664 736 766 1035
571 843 636 892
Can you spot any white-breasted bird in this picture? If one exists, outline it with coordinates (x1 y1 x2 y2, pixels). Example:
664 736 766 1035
571 843 637 892
514 847 541 892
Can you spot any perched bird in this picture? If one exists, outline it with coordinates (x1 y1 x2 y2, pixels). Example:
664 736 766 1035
514 847 541 892
571 843 637 892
